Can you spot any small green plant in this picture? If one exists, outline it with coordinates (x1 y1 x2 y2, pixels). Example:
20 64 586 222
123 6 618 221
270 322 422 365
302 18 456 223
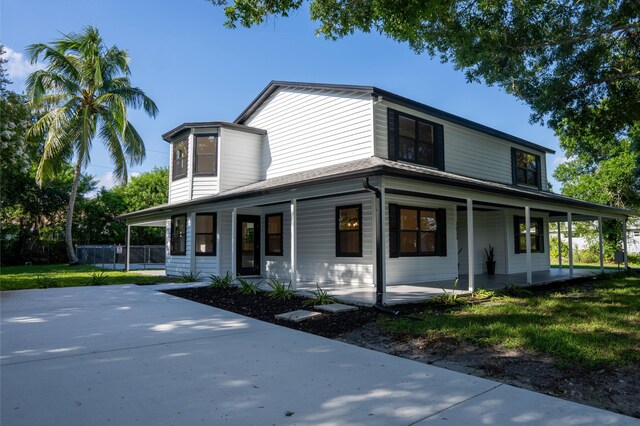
302 284 337 307
177 271 201 283
236 277 262 295
428 278 463 306
472 288 496 299
267 278 295 300
499 284 533 297
36 275 59 288
88 271 108 286
209 272 234 288
484 245 495 261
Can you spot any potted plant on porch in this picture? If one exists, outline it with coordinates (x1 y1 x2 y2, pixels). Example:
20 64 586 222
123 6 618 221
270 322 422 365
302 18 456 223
485 245 496 275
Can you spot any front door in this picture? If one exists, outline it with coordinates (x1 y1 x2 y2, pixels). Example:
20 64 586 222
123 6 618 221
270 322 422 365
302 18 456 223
237 215 260 276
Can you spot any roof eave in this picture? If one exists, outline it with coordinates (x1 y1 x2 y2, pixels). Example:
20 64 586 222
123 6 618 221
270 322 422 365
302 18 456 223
162 121 267 142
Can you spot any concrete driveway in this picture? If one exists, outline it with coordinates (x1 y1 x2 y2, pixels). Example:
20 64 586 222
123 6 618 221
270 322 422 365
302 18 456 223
1 285 637 425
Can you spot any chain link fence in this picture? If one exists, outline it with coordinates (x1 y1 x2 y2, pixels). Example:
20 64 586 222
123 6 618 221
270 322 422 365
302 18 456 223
76 245 165 269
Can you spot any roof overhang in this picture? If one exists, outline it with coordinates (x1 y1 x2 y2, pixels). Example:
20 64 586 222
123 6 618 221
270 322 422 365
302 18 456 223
162 121 267 142
234 81 555 155
118 159 632 222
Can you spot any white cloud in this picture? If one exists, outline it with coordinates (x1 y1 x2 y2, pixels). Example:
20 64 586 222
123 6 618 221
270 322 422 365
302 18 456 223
2 46 43 81
95 171 141 191
551 155 569 167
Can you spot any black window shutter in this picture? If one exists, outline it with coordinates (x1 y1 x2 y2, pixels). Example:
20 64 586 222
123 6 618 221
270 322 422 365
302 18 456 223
389 204 399 258
536 155 542 189
387 109 397 161
436 208 447 256
537 218 544 253
511 148 518 185
514 216 522 254
434 123 445 171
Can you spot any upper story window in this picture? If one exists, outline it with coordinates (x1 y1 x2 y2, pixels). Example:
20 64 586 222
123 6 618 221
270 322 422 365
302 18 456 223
514 216 544 253
172 139 188 181
389 204 447 257
336 205 362 257
265 213 283 256
512 149 541 188
388 109 445 170
170 214 187 255
194 134 218 176
195 213 216 256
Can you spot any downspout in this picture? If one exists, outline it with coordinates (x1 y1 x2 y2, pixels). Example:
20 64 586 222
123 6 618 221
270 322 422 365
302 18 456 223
362 178 386 308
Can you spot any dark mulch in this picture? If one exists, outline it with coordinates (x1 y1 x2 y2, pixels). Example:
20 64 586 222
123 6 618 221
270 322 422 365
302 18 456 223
163 286 385 338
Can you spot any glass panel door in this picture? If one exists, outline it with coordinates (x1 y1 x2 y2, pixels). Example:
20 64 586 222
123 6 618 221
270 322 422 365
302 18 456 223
237 215 260 275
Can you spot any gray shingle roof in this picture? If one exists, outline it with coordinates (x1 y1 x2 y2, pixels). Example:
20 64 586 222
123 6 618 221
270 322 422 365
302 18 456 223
118 158 631 220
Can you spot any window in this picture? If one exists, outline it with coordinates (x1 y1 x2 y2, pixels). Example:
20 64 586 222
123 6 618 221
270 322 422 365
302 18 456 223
512 149 541 188
514 216 544 253
172 139 188 180
195 213 216 256
265 213 283 256
388 109 444 169
389 204 447 257
194 134 218 175
170 214 187 255
336 205 362 257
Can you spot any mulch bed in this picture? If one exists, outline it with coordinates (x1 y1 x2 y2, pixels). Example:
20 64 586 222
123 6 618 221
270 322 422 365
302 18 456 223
163 286 387 338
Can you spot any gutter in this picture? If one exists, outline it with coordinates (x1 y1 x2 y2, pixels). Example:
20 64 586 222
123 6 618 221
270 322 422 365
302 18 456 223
362 178 385 306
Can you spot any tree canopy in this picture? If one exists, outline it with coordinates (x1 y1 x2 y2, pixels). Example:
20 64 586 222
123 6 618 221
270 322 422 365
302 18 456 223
210 0 639 144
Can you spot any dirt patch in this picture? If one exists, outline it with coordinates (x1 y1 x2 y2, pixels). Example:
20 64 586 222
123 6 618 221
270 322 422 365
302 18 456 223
164 285 640 419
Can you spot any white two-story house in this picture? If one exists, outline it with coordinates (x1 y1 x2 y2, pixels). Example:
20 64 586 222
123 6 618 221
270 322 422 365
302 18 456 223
120 81 632 305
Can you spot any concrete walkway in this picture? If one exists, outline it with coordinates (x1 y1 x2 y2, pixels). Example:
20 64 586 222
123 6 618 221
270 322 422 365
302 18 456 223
1 285 637 425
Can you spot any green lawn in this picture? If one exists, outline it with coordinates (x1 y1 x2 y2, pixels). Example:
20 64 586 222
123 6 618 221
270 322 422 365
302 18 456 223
550 262 637 269
382 273 640 368
0 264 171 290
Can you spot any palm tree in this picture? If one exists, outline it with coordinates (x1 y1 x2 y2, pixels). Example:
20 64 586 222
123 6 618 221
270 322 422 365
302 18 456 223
26 26 158 264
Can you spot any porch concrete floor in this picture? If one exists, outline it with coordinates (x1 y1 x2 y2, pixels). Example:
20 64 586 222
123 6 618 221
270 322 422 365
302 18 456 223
298 267 613 306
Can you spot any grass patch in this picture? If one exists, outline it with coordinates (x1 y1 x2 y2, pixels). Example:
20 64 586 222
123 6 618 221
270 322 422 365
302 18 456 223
382 273 640 368
0 264 171 290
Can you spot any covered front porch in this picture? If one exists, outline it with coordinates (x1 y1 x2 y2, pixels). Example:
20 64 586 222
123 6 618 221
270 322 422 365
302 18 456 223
297 267 612 306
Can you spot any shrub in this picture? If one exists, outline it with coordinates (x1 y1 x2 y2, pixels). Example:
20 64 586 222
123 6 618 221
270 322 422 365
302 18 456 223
426 278 464 306
267 279 295 300
302 284 337 307
177 271 201 283
499 284 533 297
209 272 233 289
471 288 495 299
236 277 262 295
88 271 108 286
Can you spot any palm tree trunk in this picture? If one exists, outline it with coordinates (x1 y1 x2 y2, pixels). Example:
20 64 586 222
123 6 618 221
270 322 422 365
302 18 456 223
65 156 82 265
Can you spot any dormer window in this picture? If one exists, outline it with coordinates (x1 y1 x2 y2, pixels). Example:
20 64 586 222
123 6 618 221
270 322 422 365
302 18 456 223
194 134 218 176
512 148 541 188
387 109 444 170
172 139 188 180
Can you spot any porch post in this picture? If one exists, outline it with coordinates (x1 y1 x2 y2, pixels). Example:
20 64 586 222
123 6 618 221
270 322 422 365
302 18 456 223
467 198 474 292
231 208 237 276
598 216 604 273
525 206 532 284
557 221 562 269
623 218 628 269
380 186 387 305
568 212 574 278
290 199 297 290
190 212 196 275
125 224 131 272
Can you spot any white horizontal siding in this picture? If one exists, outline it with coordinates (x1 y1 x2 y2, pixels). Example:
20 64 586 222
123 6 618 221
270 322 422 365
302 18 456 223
385 195 458 285
296 193 374 287
219 129 263 191
192 177 219 199
458 210 508 275
170 178 190 203
245 87 373 179
165 218 192 276
373 101 549 189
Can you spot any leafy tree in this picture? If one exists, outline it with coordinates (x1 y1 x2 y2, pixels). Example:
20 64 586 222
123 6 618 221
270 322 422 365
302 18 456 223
75 167 169 245
209 0 639 143
26 26 158 264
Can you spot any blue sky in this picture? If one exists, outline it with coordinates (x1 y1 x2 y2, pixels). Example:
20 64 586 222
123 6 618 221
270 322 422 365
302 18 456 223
2 0 564 190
